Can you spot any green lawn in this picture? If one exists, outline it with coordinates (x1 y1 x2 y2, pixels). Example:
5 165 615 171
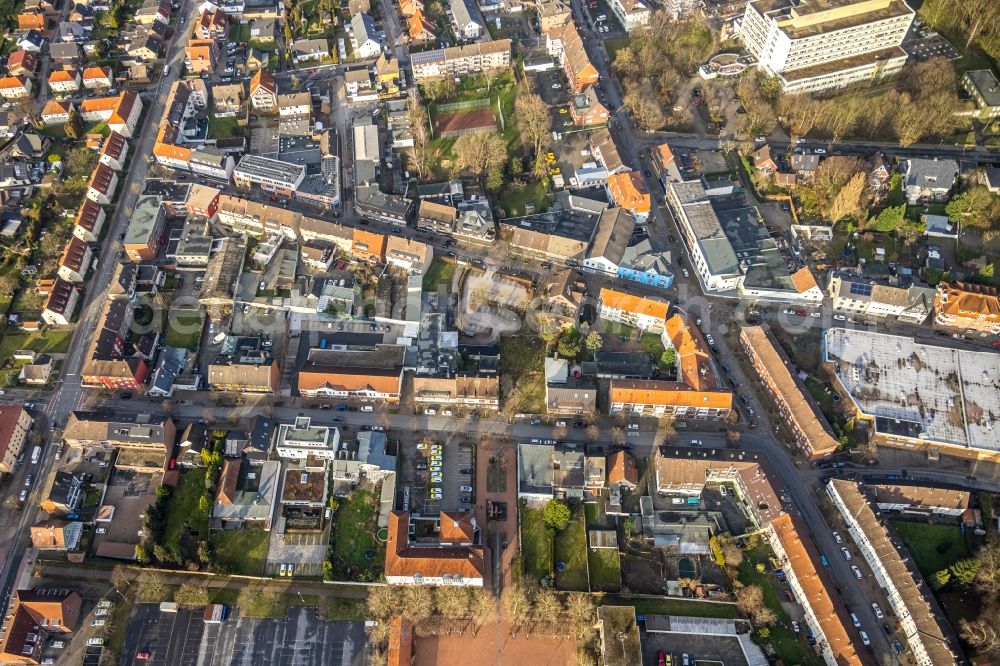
422 256 456 291
520 506 554 583
738 539 822 666
602 596 738 619
498 180 549 218
208 115 243 139
639 333 664 359
554 504 589 591
209 528 270 576
230 22 251 42
163 469 210 552
499 335 546 414
330 489 384 579
166 309 203 351
890 521 971 578
0 329 73 362
588 547 621 592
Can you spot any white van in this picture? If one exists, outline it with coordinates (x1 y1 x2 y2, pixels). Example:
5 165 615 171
360 405 373 413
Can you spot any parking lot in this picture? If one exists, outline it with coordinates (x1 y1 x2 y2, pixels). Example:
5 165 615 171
400 438 475 515
120 604 366 666
641 629 749 666
533 69 571 106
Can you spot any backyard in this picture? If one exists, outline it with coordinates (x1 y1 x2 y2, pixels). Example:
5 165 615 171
499 335 546 414
602 596 738 619
209 528 270 576
520 505 553 583
890 521 973 578
588 548 621 592
329 488 384 581
165 309 203 351
162 469 210 556
738 537 822 666
0 329 72 362
553 504 589 591
422 256 457 292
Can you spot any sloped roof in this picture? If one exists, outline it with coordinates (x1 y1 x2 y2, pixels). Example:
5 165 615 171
599 287 668 320
610 379 732 411
607 450 638 486
607 171 651 213
385 511 485 581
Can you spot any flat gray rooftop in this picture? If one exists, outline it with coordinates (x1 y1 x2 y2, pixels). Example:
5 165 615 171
824 327 1000 452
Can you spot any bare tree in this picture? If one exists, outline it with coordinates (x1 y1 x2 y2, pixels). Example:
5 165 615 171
515 93 552 158
174 583 211 606
501 583 533 634
565 593 594 638
453 132 507 179
434 587 471 630
403 585 435 624
135 570 167 603
366 585 401 621
828 172 870 223
960 609 1000 653
406 90 433 180
735 585 776 626
611 427 626 446
110 565 132 592
237 586 281 617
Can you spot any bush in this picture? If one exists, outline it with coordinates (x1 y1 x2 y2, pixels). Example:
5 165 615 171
543 498 572 531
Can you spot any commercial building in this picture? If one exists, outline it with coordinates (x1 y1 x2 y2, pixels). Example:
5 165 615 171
297 345 405 401
233 154 306 195
823 327 1000 458
582 207 636 275
411 375 500 411
273 416 341 460
62 411 175 452
598 288 669 333
740 0 913 93
385 511 484 586
207 359 281 393
933 282 1000 336
826 479 959 666
740 325 840 459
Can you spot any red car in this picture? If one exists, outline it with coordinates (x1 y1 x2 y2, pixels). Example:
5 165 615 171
136 653 150 661
992 340 1000 349
657 651 667 666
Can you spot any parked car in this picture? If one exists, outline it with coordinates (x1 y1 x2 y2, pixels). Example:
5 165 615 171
627 423 639 430
841 547 852 561
86 639 104 647
555 421 567 427
832 531 842 543
872 603 883 619
459 485 473 492
851 565 863 579
860 631 870 646
851 612 861 628
791 621 799 633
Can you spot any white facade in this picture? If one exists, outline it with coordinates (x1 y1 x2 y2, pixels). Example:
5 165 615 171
273 417 341 460
610 0 650 32
740 0 913 93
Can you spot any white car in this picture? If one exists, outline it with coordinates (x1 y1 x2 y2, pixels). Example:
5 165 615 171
851 565 863 579
690 439 702 446
833 314 846 321
86 638 104 647
809 311 822 318
424 408 437 415
671 497 684 504
682 268 690 278
814 148 827 155
94 608 108 617
832 531 842 544
850 612 861 628
784 308 795 315
417 443 427 450
551 83 562 89
841 547 852 561
871 603 883 619
627 423 639 430
91 619 105 627
555 421 567 427
860 630 870 646
459 485 473 492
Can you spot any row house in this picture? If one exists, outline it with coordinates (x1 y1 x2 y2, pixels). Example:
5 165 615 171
85 163 118 205
41 279 80 326
739 325 840 460
598 287 668 333
78 91 143 138
73 198 106 242
57 236 92 283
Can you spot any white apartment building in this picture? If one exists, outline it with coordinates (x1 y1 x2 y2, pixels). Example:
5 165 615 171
826 479 958 666
598 287 669 333
273 416 341 460
610 0 650 32
740 0 914 94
